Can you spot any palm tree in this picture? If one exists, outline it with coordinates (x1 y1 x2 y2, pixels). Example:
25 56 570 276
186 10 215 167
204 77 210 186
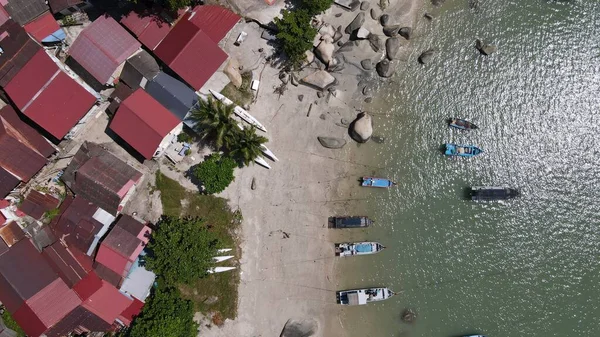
188 97 237 149
227 127 268 166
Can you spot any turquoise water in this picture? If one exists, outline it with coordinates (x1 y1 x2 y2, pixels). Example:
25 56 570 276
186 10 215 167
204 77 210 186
338 1 600 336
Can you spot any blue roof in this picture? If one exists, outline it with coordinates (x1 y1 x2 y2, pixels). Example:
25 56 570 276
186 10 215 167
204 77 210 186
145 72 198 121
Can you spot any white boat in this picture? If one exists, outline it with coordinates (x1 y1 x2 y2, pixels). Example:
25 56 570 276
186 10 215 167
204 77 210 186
236 123 278 162
255 156 271 169
217 248 232 253
212 255 234 263
463 335 486 337
207 266 236 274
337 287 395 306
209 89 267 132
335 242 385 257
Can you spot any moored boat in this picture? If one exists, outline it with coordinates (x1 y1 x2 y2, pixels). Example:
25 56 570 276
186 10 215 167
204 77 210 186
212 255 234 263
337 287 395 305
462 335 486 337
448 118 478 130
255 156 271 169
471 186 519 201
335 242 385 257
328 216 373 229
209 89 267 132
361 176 396 188
207 266 236 274
444 143 483 157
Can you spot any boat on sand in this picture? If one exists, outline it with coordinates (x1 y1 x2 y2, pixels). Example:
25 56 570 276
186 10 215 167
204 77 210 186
209 89 267 132
328 216 372 229
337 287 395 305
361 176 396 188
335 242 385 257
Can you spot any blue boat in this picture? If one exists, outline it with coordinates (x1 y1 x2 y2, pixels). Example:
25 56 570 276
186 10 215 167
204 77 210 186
361 177 396 188
444 144 483 157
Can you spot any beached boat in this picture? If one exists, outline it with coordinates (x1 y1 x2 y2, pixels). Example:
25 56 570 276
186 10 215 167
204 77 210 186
209 89 267 132
449 118 478 130
207 266 236 274
471 186 519 201
217 248 232 253
328 216 373 229
337 287 395 305
361 176 396 188
212 255 234 263
255 156 271 169
335 242 385 257
444 144 483 157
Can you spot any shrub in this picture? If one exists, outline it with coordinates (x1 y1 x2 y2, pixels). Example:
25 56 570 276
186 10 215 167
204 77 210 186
184 149 192 156
302 0 334 15
177 132 192 143
193 154 236 194
274 9 317 67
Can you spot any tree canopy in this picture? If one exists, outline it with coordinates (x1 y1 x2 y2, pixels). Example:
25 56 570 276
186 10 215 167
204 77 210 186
128 285 198 337
188 97 238 149
145 216 219 284
302 0 334 15
274 9 317 67
192 153 237 194
228 127 268 166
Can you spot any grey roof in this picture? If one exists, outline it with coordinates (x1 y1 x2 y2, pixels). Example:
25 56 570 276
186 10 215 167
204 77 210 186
4 0 48 25
145 72 198 121
120 50 160 90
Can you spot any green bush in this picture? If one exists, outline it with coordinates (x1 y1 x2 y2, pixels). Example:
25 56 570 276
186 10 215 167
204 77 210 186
193 154 236 194
274 9 317 67
177 132 192 143
145 216 219 285
302 0 334 15
184 149 192 156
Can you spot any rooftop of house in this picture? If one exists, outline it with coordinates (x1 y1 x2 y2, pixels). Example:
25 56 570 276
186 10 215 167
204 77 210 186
119 50 160 89
120 6 178 50
145 71 198 121
0 221 25 247
110 88 181 159
47 0 84 14
23 11 62 43
187 5 240 43
0 167 19 198
68 15 141 84
18 190 60 220
62 142 143 216
2 0 48 26
0 20 42 87
81 279 133 325
42 240 89 287
0 105 55 157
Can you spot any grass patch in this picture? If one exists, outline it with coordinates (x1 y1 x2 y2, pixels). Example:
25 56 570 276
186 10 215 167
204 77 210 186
155 171 241 320
220 72 253 107
2 310 25 337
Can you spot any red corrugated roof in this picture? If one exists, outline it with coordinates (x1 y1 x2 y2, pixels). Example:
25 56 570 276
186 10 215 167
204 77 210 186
188 5 239 43
73 271 102 301
0 105 55 157
0 116 47 181
120 11 172 50
82 280 132 324
110 89 180 158
13 303 47 337
5 49 96 139
42 241 89 287
154 15 227 90
25 278 81 329
23 11 60 42
0 6 9 26
118 297 144 326
18 190 59 219
95 243 129 277
68 15 141 84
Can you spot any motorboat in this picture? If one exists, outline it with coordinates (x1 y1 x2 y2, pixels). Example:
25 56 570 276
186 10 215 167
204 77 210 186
335 242 385 257
328 216 373 229
361 176 396 188
471 186 519 201
337 287 395 305
444 144 483 157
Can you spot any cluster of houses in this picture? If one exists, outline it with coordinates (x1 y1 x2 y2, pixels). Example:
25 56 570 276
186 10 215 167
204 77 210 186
0 0 241 336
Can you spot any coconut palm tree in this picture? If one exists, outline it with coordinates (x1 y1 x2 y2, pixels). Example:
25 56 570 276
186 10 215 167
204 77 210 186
227 126 269 166
188 97 237 149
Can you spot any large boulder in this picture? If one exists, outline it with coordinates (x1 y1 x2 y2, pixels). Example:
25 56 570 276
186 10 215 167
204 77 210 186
345 13 365 34
399 27 412 40
383 25 400 37
418 49 435 64
356 27 370 39
315 38 335 67
333 26 343 42
318 136 347 149
476 39 497 55
280 318 319 337
368 34 383 52
223 58 242 88
350 112 373 143
360 1 370 10
376 59 397 77
380 14 390 26
361 59 373 70
304 50 315 64
370 7 381 20
337 41 355 53
318 24 335 38
301 70 337 90
386 37 407 60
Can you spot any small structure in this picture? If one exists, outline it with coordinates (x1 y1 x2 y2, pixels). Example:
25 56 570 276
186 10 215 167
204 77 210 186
48 0 91 16
2 0 47 26
62 142 143 216
110 89 182 159
68 15 141 85
120 6 181 50
18 190 60 220
119 50 160 90
107 83 134 116
145 71 198 121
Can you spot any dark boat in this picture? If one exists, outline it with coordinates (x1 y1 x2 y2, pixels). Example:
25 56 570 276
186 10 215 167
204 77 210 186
328 216 373 228
471 186 519 201
449 118 478 130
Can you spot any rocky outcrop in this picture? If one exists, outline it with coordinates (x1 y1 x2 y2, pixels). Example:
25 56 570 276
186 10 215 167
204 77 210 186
337 41 355 52
476 39 497 55
383 25 400 37
386 37 407 60
318 136 347 149
399 27 412 40
304 50 315 64
376 59 397 77
280 318 318 337
223 58 242 88
356 27 370 39
301 70 337 90
380 14 390 26
345 12 365 34
418 49 435 64
333 26 343 42
315 37 335 67
361 59 373 70
360 1 370 10
349 112 373 143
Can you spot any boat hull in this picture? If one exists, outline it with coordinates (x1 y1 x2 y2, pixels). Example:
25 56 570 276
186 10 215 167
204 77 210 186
471 186 519 201
361 176 396 188
449 118 478 130
209 89 267 132
336 287 395 305
444 143 483 157
328 216 372 228
335 242 385 257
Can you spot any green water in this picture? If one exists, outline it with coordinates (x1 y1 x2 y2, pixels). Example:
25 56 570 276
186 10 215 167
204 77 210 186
338 1 600 336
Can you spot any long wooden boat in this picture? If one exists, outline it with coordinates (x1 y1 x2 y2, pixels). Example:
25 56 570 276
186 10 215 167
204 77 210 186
335 242 385 257
209 89 267 132
328 216 372 228
462 335 486 337
444 144 483 157
471 186 519 201
337 287 395 305
361 176 396 188
449 118 478 130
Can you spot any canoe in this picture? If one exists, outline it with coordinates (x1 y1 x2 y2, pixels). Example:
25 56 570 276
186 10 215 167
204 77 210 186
328 216 373 229
207 266 236 274
335 242 385 257
217 248 232 253
236 123 279 161
212 255 234 263
361 176 396 188
471 186 519 201
255 156 271 169
462 335 486 337
209 89 267 132
337 287 395 305
449 118 478 130
444 144 483 157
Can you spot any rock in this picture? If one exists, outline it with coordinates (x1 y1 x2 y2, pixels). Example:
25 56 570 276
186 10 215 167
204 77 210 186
328 86 337 93
347 0 361 11
398 27 412 40
319 114 327 120
251 177 256 190
360 1 370 10
345 12 365 34
364 97 372 103
380 14 390 26
476 39 497 55
315 39 335 67
368 34 383 52
305 50 315 64
298 95 304 102
376 59 397 77
372 135 385 143
223 58 243 88
418 49 435 64
370 8 381 20
362 84 373 95
290 73 299 86
424 12 434 21
383 25 400 37
361 59 373 70
312 33 322 47
301 70 337 90
333 26 343 42
335 13 343 17
280 318 319 337
341 118 351 126
317 91 324 98
318 136 347 149
431 0 446 6
386 37 406 60
356 27 370 39
349 112 373 143
337 41 354 52
319 24 336 38
337 40 345 47
279 72 289 84
401 309 417 323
